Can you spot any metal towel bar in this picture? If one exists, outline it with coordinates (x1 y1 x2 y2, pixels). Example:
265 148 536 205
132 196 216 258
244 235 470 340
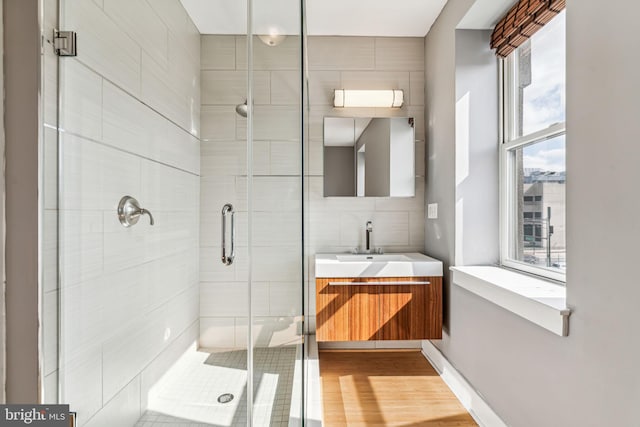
221 203 235 265
328 281 430 286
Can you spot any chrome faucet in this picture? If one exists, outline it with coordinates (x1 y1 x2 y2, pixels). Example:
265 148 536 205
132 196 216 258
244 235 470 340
350 221 382 255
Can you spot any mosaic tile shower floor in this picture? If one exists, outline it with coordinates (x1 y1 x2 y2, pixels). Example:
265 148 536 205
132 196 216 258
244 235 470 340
135 347 297 427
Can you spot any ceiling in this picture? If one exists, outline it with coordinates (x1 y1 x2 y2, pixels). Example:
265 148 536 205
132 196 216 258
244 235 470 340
457 0 515 29
181 0 448 37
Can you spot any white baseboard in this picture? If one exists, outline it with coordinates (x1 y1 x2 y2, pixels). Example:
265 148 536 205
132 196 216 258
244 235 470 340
421 341 508 427
304 335 323 426
318 340 422 350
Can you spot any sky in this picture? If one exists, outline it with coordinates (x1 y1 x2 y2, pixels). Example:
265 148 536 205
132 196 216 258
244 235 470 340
520 11 566 173
523 135 565 172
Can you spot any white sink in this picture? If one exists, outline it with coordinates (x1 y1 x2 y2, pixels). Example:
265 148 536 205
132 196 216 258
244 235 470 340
335 254 411 262
315 252 443 278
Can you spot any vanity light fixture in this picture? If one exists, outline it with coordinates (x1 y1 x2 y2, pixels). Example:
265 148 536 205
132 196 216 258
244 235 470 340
333 89 404 108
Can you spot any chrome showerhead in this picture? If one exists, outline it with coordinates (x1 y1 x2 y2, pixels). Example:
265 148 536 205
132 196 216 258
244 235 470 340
235 101 248 118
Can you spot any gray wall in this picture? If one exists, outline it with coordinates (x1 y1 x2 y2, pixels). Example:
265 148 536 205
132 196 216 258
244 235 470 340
0 0 5 404
454 30 499 267
324 147 355 196
425 1 640 426
424 0 475 328
3 0 41 403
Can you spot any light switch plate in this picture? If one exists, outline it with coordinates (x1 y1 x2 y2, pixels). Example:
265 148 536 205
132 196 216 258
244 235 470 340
427 203 438 219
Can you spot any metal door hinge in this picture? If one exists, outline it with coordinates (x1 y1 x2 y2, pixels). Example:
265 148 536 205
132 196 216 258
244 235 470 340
53 30 77 57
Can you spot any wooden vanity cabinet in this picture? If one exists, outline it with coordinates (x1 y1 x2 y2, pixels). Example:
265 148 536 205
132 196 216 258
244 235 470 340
316 276 442 341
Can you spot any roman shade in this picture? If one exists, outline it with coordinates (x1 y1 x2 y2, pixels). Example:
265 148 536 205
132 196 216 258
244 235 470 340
491 0 566 57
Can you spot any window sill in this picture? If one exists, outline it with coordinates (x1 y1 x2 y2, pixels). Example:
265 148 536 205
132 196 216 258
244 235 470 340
450 266 570 336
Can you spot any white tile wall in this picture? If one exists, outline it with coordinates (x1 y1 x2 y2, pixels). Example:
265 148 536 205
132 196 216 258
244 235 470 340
270 70 301 105
200 106 238 141
151 0 200 63
43 210 58 292
201 35 236 70
198 36 425 345
64 0 141 97
236 317 301 348
43 290 58 376
409 71 425 106
201 70 269 105
103 0 169 69
199 317 236 348
271 141 302 175
307 71 341 106
305 37 426 335
199 35 303 347
63 345 103 422
269 282 302 316
102 285 198 402
43 371 58 405
60 210 104 286
200 140 247 176
308 37 375 71
61 134 142 211
235 36 301 71
340 70 411 94
102 79 164 157
43 127 58 210
140 322 198 410
252 105 300 140
84 377 141 427
200 282 252 317
374 37 426 71
60 60 103 141
103 80 203 174
141 52 193 134
57 1 201 426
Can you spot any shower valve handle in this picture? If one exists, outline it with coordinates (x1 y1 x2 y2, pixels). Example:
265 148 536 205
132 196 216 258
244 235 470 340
117 196 155 227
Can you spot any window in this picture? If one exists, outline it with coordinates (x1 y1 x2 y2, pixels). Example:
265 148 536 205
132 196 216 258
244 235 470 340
500 10 566 281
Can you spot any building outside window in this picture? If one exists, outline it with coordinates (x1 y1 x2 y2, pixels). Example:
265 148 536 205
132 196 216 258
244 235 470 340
500 10 566 281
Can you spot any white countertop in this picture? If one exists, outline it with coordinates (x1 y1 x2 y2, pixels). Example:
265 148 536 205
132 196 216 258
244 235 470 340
315 252 443 278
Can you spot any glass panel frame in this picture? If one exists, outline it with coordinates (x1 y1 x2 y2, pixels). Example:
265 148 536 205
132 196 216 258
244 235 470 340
500 11 567 283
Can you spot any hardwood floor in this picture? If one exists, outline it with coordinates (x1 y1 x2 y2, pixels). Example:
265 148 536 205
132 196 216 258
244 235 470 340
319 350 478 426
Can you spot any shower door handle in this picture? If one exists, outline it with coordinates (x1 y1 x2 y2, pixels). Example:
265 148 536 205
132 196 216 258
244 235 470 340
221 203 235 265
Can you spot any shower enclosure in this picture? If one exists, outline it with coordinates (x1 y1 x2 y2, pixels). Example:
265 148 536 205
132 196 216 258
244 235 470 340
41 0 307 425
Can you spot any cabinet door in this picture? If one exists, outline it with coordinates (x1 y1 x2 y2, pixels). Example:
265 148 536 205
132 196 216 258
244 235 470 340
377 277 442 340
316 278 350 341
347 285 378 341
424 277 443 338
317 276 442 341
316 279 378 341
378 285 417 340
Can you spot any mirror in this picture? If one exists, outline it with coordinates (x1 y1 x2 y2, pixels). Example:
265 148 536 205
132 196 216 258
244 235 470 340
323 117 415 197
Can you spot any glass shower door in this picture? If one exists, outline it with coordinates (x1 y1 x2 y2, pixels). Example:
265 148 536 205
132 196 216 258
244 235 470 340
53 0 306 425
247 0 305 424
